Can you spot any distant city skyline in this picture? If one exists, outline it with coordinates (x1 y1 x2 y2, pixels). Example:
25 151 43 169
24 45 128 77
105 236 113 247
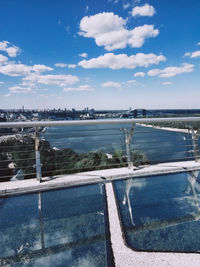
0 0 200 109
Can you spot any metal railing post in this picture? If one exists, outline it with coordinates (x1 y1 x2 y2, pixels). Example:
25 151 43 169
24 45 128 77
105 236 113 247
190 127 200 163
38 192 45 249
121 123 135 169
35 127 42 182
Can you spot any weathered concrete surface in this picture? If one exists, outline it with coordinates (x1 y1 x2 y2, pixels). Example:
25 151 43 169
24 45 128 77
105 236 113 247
105 182 200 267
1 161 200 196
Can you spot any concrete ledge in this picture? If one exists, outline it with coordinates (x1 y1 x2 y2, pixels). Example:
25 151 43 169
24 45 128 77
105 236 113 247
0 161 200 196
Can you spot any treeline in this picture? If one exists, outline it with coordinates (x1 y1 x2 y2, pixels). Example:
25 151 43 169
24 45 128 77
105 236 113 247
0 137 149 182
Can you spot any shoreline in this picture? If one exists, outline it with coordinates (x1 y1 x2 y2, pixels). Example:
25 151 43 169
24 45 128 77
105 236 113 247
137 123 189 134
0 124 190 144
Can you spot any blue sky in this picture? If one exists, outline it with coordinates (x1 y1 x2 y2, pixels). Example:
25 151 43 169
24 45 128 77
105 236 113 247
0 0 200 110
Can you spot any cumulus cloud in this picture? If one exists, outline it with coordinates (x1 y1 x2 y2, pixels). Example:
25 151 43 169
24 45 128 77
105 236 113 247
67 64 76 68
148 63 194 78
0 63 53 77
184 50 200 58
78 52 166 70
0 41 21 57
101 81 121 88
132 4 156 17
79 12 159 51
162 81 172 85
32 64 53 73
0 54 8 63
9 86 32 93
79 53 88 58
55 63 67 68
134 72 145 77
23 74 79 87
63 84 94 92
54 63 76 69
0 63 32 77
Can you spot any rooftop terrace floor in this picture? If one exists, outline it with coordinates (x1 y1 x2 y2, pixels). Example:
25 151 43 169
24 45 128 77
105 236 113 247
1 161 200 266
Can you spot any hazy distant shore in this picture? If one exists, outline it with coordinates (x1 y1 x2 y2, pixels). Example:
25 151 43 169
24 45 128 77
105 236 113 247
138 123 189 134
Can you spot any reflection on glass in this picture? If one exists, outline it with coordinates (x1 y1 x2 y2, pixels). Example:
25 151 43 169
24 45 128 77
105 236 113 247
114 171 200 252
0 184 112 266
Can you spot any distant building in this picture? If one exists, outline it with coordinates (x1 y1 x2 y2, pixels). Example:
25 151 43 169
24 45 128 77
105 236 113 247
133 109 146 118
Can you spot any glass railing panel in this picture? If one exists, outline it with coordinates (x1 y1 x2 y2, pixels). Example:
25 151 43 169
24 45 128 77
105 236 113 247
0 184 113 266
114 171 200 252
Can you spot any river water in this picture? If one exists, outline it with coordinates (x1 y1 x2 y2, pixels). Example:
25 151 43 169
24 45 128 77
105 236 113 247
41 124 193 163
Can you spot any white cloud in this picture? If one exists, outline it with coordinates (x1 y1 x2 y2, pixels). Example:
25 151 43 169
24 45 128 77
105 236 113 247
0 63 32 77
23 74 79 87
55 63 67 68
79 12 125 38
0 41 21 57
128 25 159 48
32 64 53 73
63 84 94 92
148 63 194 78
65 26 70 33
67 64 76 68
132 4 156 17
78 52 166 70
101 81 121 88
197 42 200 46
0 54 8 63
4 93 11 97
123 3 130 9
0 81 4 85
79 12 159 51
134 72 145 77
126 79 136 84
79 53 88 58
162 81 172 85
9 86 32 93
184 50 200 58
108 0 119 4
38 94 47 97
0 63 52 77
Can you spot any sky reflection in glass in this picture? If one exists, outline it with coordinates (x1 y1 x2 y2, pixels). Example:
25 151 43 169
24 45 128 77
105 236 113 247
114 171 200 252
0 184 112 266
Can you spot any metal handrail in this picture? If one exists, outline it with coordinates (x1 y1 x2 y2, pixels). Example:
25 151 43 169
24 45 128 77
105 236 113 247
1 117 200 182
1 116 200 128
